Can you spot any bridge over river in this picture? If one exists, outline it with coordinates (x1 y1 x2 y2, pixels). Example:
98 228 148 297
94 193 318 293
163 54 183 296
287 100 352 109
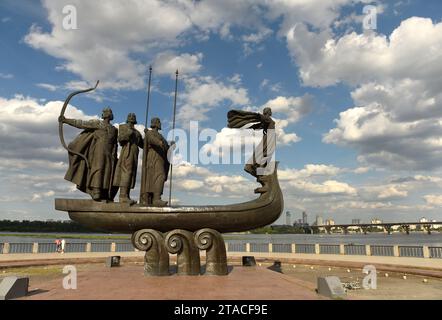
313 222 442 235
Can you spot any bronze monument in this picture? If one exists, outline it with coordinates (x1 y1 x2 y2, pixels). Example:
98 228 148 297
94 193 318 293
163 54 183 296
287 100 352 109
113 113 143 204
228 107 276 194
55 77 284 277
59 84 118 202
140 118 173 207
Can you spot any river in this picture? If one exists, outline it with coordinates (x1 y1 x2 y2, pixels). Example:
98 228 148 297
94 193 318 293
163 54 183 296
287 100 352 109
1 232 442 246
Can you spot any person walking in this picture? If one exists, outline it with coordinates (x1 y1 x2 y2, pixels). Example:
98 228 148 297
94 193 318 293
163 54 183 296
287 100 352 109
61 239 66 254
55 239 61 253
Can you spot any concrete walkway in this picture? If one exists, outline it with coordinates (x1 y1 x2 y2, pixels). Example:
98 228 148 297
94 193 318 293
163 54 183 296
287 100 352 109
21 265 324 300
1 251 441 276
228 252 442 278
228 252 442 270
0 252 144 268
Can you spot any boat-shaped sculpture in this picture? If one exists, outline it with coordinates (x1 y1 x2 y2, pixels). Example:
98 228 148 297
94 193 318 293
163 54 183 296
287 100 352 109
54 80 284 276
55 164 283 234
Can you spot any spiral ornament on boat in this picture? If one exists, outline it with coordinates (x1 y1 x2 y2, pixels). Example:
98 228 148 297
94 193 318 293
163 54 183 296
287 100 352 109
131 229 169 276
165 229 200 275
195 228 228 275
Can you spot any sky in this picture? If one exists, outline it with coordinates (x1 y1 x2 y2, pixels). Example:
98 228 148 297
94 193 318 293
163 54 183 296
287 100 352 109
1 0 442 225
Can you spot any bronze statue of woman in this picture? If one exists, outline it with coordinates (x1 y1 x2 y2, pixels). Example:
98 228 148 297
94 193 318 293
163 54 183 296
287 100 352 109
227 107 276 193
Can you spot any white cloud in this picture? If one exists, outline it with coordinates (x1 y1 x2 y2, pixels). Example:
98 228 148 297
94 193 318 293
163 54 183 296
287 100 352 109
360 185 409 200
279 164 357 198
241 27 273 55
31 190 55 202
330 201 395 210
204 174 253 195
377 186 408 199
36 83 58 91
242 28 272 43
177 76 250 124
287 17 442 87
0 73 14 79
24 0 193 90
0 95 96 165
199 127 264 164
323 93 442 170
183 0 265 34
177 179 205 191
424 194 442 206
173 161 212 178
275 119 301 145
266 0 362 35
205 93 314 151
260 79 269 89
277 162 442 222
262 94 313 123
353 167 370 174
305 17 442 171
259 79 284 93
199 117 301 164
168 162 256 198
289 179 357 196
153 51 203 76
24 0 372 92
0 95 103 218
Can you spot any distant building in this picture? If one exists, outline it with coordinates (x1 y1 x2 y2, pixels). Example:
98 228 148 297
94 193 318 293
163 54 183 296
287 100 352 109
316 215 324 226
325 219 335 226
302 211 308 225
352 219 361 225
419 217 428 223
285 211 291 226
371 218 382 224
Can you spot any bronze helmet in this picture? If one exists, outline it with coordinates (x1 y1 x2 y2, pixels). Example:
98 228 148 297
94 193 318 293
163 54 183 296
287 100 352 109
150 117 161 130
127 113 137 124
101 107 114 120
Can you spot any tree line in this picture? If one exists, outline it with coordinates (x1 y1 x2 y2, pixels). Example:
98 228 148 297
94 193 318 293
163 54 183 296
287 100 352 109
250 225 310 234
0 220 96 233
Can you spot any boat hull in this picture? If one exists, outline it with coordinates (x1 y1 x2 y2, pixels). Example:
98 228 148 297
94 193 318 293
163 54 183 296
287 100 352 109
55 168 283 233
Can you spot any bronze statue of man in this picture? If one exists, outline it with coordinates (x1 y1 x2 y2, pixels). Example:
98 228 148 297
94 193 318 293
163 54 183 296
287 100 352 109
227 107 276 180
141 117 172 207
60 107 118 201
113 113 143 204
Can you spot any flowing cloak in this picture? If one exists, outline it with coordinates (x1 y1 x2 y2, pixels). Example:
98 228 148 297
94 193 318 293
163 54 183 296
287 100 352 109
113 124 143 189
142 129 170 195
227 110 276 175
64 119 118 196
227 110 262 129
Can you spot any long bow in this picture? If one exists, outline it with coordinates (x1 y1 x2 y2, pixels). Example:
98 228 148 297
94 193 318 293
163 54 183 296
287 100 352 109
58 81 100 170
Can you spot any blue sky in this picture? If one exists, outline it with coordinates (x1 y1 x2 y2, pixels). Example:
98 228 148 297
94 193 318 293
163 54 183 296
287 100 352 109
1 0 442 225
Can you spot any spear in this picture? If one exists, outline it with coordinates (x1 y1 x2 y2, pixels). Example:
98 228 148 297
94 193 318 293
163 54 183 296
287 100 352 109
140 65 152 205
145 65 153 127
168 70 179 206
